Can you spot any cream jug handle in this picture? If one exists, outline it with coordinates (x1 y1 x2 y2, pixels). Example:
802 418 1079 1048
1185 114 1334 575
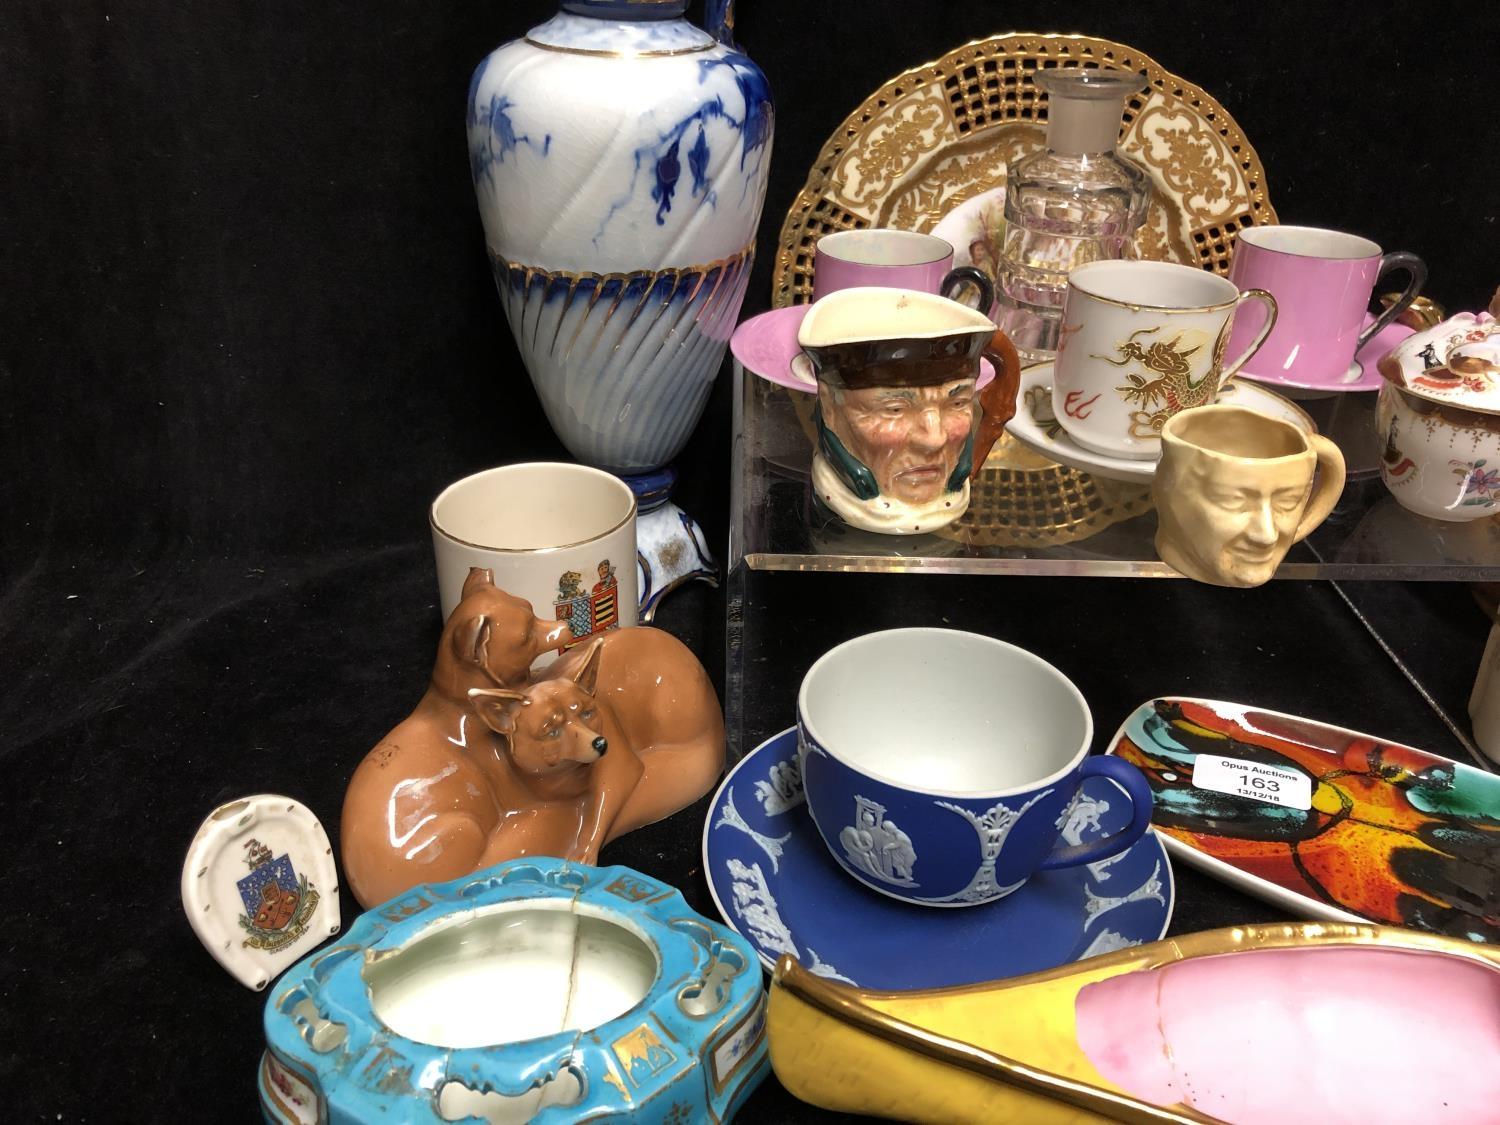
1220 288 1278 381
1292 434 1346 544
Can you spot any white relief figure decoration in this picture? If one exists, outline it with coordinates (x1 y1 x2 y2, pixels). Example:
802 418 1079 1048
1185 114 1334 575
1057 790 1128 882
1085 849 1130 883
839 796 919 887
726 858 798 959
914 790 1052 905
714 787 792 873
1080 929 1141 959
1083 861 1166 930
798 730 828 759
755 759 805 816
1057 790 1104 836
806 948 855 984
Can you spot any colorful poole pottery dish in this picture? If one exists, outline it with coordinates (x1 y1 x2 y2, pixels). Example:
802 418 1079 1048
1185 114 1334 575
703 727 1173 988
1108 698 1500 943
182 794 341 992
729 304 997 396
261 859 768 1125
1005 364 1316 484
767 922 1500 1124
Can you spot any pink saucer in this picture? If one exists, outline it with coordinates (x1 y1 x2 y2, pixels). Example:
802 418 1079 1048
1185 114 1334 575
731 304 996 393
1235 313 1415 394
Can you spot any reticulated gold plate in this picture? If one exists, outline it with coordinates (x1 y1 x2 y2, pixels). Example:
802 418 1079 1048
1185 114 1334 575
772 31 1276 303
771 32 1277 546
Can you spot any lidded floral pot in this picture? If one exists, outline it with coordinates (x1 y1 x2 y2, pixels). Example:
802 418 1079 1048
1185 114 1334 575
467 0 772 608
1377 312 1500 522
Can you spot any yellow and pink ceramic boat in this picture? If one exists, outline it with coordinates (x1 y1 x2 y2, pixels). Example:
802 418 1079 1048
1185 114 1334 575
768 922 1500 1123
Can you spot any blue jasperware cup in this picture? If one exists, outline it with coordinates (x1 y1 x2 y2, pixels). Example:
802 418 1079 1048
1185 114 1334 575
797 627 1153 907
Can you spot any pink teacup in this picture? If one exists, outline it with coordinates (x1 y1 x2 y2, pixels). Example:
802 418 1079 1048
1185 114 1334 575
1226 226 1426 389
813 230 993 311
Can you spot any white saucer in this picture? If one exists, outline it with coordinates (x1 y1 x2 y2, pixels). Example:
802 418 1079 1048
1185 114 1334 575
1005 363 1317 485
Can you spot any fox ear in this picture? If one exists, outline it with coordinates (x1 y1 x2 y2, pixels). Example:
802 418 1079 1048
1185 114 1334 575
450 614 492 668
571 638 606 695
462 567 495 599
468 687 527 735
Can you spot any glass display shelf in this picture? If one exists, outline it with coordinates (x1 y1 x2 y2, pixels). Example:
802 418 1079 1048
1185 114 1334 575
730 363 1500 581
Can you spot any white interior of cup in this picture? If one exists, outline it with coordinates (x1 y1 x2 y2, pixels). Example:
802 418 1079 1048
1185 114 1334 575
1069 260 1238 310
431 462 635 552
1236 225 1381 261
798 286 995 346
365 901 657 1049
798 628 1093 796
817 229 953 267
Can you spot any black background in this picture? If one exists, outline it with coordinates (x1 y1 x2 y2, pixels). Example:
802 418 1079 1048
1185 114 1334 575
2 1 1497 1121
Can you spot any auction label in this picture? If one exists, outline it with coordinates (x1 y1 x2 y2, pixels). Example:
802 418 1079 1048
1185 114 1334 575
1193 755 1311 810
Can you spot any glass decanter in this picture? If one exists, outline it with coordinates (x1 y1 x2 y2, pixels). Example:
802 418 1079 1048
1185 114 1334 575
993 70 1150 363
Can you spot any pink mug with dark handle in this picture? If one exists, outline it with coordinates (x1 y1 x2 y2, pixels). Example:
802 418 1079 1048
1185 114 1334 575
813 229 993 312
1227 226 1426 388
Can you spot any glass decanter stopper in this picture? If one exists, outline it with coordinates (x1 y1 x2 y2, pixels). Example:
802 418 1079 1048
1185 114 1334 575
993 70 1150 363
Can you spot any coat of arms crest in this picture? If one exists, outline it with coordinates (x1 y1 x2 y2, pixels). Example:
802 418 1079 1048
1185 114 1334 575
554 559 621 645
236 838 320 953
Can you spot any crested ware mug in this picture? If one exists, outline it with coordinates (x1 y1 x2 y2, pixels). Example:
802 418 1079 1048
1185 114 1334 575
430 462 638 636
798 287 1021 535
1227 225 1427 387
1053 260 1277 459
1376 311 1500 522
796 628 1153 907
1152 405 1346 588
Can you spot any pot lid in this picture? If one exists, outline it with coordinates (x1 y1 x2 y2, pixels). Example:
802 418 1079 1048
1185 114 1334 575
1379 312 1500 415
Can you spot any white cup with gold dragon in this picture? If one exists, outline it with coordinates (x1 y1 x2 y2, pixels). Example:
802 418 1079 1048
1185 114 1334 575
1053 260 1277 460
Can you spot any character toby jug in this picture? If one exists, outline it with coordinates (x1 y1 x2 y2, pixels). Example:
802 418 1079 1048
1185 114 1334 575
798 286 1021 534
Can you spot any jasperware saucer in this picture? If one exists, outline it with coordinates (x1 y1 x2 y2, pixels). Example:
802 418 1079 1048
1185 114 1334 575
730 305 996 395
1004 363 1316 484
1107 697 1500 944
703 727 1174 989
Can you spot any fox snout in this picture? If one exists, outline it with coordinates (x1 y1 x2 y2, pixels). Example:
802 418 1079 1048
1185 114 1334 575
566 731 607 764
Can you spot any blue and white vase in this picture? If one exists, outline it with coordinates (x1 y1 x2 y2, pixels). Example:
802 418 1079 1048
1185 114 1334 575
468 0 773 476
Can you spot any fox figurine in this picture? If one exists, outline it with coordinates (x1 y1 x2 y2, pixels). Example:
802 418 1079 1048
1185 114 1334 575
341 568 724 907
